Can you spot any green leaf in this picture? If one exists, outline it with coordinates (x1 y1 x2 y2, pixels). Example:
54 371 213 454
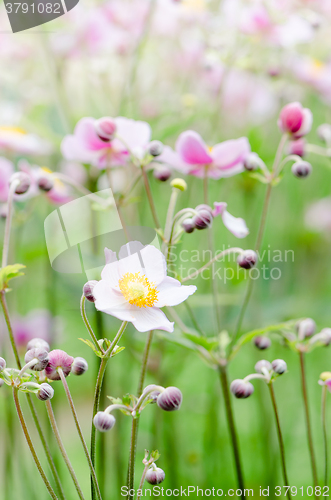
151 450 160 461
183 333 219 351
249 173 269 184
78 338 103 358
0 264 26 291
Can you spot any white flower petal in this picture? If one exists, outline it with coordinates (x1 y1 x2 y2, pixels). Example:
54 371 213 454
131 307 174 333
156 277 197 307
222 210 249 238
100 261 121 289
140 245 167 285
117 252 143 278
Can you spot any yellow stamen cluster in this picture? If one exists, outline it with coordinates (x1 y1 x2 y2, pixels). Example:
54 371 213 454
118 272 158 308
0 126 27 135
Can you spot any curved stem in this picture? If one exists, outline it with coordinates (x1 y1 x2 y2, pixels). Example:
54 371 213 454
162 188 179 254
80 295 104 354
127 416 140 500
137 330 154 397
141 166 160 229
322 385 328 486
58 368 102 500
46 400 86 500
2 179 19 268
268 384 291 499
13 388 57 500
136 463 149 500
181 248 244 282
0 290 21 369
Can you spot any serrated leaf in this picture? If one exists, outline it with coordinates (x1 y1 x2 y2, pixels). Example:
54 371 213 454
151 450 160 461
111 346 125 357
107 396 123 405
78 338 103 358
0 264 26 291
122 394 132 406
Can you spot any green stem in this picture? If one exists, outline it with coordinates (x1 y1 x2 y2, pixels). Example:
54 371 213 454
46 400 86 500
13 388 57 500
137 330 154 397
322 385 328 486
80 295 104 354
268 384 291 499
141 166 161 229
218 365 245 499
127 416 140 500
2 179 19 268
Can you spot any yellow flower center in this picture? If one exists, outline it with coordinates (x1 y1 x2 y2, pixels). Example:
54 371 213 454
0 126 27 135
118 272 158 308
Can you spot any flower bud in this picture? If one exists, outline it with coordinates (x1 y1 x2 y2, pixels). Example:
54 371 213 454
319 328 331 346
291 161 312 178
83 280 98 303
148 140 164 157
230 379 254 399
255 360 272 374
237 250 257 269
254 336 271 350
10 172 31 195
170 178 187 191
25 348 49 371
195 204 213 214
288 138 305 158
146 467 165 485
71 357 88 376
0 379 4 388
278 102 312 138
244 152 260 171
38 175 54 192
320 372 331 382
94 117 116 141
93 411 116 432
182 218 195 234
192 209 213 230
271 359 287 375
0 357 6 372
296 318 316 340
153 165 171 182
26 338 50 352
45 349 74 381
157 387 182 411
317 124 331 144
37 383 54 401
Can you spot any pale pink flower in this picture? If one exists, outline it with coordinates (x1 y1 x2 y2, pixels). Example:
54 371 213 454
93 244 196 332
0 127 51 155
12 310 54 349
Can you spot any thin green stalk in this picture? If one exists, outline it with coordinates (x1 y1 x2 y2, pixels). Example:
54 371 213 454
299 352 318 493
322 385 328 486
141 166 161 229
136 462 150 500
268 384 291 499
2 179 19 268
162 187 179 255
46 400 86 500
13 388 57 500
218 364 245 499
137 330 154 397
184 301 205 336
80 295 104 354
127 416 140 500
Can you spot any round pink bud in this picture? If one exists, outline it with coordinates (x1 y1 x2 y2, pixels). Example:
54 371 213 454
25 348 49 371
193 209 213 230
271 359 287 375
83 280 98 303
27 338 50 352
93 411 116 432
255 360 272 374
37 383 54 401
71 357 88 376
94 118 117 142
38 175 54 192
244 152 260 171
278 102 312 138
10 172 31 195
296 318 316 340
254 336 271 350
157 387 182 411
291 161 312 178
0 357 6 371
146 467 165 485
45 350 74 381
288 138 306 158
230 379 254 399
182 218 195 234
148 140 164 157
153 165 171 182
237 250 257 270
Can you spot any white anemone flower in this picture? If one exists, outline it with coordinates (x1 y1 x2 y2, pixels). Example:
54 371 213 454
93 243 197 332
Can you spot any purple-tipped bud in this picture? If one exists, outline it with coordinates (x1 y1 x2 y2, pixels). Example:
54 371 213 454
45 350 74 381
317 124 331 144
320 328 331 346
0 357 6 371
237 250 257 269
244 152 260 171
195 204 213 214
230 379 254 399
146 467 165 485
296 318 316 340
291 161 312 178
26 338 50 352
24 348 49 371
38 175 54 192
255 360 272 374
271 359 287 375
93 411 116 432
148 140 164 157
288 138 306 158
153 165 171 182
37 383 54 401
254 336 271 350
83 280 98 303
157 387 182 411
182 218 195 234
94 117 117 142
193 209 213 230
10 172 31 195
71 357 88 376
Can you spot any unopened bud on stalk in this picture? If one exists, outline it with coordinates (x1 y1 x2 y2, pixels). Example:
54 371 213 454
291 161 312 178
230 379 254 399
0 357 6 371
10 172 31 195
237 250 257 269
83 280 98 303
146 466 165 485
38 175 54 192
27 338 50 352
320 372 331 382
148 140 164 157
320 328 331 346
94 117 117 141
317 124 331 144
244 152 260 171
153 165 171 182
271 359 287 375
93 411 116 432
45 350 74 380
37 383 54 401
170 178 187 191
288 138 306 158
25 348 49 371
255 360 272 374
192 209 213 230
71 357 88 376
157 387 182 411
182 218 195 234
296 318 316 339
254 336 271 350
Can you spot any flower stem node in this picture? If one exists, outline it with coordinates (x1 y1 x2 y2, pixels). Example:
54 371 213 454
93 411 116 432
254 336 271 350
170 178 187 191
296 318 316 340
271 359 287 375
0 357 6 372
255 360 272 374
157 387 182 411
37 383 54 401
148 140 164 157
83 280 98 303
244 152 260 171
10 172 31 195
27 338 50 352
145 466 166 485
153 165 171 182
237 250 257 269
45 350 74 381
25 348 49 371
94 117 117 142
230 379 254 399
182 218 195 233
71 357 88 376
291 161 312 178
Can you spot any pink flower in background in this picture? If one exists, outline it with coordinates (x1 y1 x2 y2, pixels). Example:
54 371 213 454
305 198 331 234
278 102 312 138
0 158 14 202
11 310 56 349
61 117 151 169
0 127 51 155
